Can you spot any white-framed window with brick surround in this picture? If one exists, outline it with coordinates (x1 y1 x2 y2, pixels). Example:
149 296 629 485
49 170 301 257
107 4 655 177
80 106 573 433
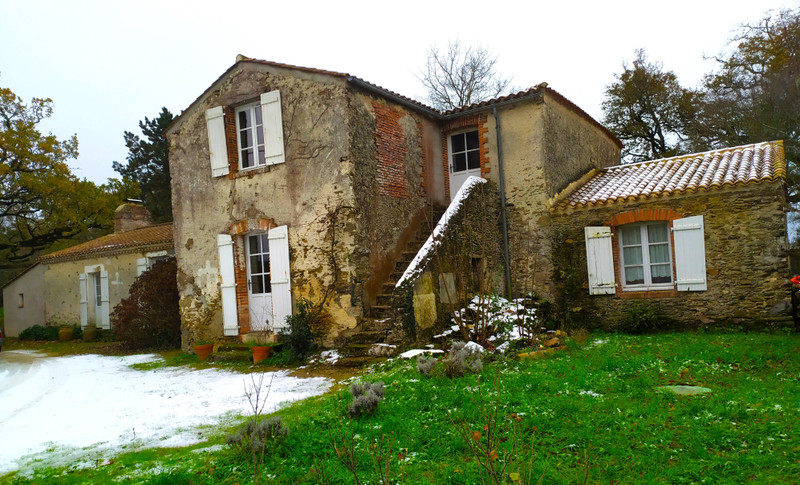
448 129 481 199
584 214 707 295
205 90 285 177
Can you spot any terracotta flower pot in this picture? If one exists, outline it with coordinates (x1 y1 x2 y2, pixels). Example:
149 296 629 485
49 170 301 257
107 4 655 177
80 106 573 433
194 343 214 361
58 326 73 342
252 345 272 363
82 325 98 342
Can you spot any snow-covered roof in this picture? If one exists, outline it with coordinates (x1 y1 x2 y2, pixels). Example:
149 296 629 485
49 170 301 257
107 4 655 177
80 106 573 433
551 141 785 210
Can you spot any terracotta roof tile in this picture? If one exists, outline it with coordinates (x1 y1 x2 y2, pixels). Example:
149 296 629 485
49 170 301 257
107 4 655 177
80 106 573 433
39 224 173 263
552 141 785 210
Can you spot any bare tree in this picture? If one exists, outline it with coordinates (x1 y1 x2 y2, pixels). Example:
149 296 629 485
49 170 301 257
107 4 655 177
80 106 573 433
418 40 513 111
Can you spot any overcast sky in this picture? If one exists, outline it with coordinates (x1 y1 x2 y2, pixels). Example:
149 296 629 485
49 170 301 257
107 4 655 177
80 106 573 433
0 0 795 185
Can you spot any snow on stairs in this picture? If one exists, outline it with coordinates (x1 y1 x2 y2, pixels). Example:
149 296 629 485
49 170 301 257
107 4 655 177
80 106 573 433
335 207 446 363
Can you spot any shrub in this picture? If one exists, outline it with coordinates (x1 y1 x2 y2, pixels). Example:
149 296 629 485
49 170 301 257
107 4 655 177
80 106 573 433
279 297 327 361
417 355 438 376
19 324 58 341
348 381 385 417
225 416 289 458
443 341 483 378
622 302 661 334
111 258 181 350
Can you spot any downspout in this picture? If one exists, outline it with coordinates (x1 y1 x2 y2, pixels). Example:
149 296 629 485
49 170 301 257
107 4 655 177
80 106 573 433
493 107 512 299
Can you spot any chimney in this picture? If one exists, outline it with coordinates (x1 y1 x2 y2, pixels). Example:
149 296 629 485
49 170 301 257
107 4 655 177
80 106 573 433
114 199 152 233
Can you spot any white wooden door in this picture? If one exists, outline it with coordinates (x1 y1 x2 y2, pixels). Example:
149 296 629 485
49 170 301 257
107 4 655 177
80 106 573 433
448 130 482 200
246 233 274 331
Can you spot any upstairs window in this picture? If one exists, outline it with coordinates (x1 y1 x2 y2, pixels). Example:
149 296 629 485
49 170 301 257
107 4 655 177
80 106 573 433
237 103 266 169
449 130 480 174
619 222 672 289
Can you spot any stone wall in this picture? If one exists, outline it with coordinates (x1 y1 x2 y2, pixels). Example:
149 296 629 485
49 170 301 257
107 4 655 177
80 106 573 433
43 252 144 325
2 264 46 336
478 92 622 300
547 181 790 328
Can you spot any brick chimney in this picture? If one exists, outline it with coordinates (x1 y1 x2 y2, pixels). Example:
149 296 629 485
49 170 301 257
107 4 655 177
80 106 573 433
114 199 152 233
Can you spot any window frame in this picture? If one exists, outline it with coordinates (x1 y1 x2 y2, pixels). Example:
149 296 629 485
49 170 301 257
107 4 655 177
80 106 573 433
235 102 266 170
617 221 674 291
447 129 481 175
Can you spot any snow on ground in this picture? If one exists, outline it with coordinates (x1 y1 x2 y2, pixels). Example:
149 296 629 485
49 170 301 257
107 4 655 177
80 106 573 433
0 350 332 475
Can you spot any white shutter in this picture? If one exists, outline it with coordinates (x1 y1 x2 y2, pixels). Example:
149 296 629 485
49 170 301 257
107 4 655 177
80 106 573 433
673 215 707 291
268 225 292 331
260 91 285 165
217 234 239 336
100 271 110 329
79 273 88 326
205 106 229 177
136 258 148 276
584 226 616 295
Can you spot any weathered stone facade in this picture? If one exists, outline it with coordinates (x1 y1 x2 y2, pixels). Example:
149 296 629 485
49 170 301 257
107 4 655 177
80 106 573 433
166 60 442 347
548 181 790 327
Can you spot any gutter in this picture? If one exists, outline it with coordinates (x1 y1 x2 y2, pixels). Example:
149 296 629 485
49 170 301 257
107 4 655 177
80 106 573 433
493 107 513 299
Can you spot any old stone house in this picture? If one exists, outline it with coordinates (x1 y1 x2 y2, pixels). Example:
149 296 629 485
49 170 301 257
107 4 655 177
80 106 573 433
546 141 789 326
165 56 621 347
166 57 789 349
1 202 174 336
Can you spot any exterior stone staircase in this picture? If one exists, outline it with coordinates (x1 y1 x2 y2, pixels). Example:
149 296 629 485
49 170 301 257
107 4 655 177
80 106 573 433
334 207 444 364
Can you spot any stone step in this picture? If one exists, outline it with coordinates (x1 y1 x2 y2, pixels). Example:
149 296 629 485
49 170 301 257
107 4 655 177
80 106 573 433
333 356 382 368
374 293 393 305
347 330 387 344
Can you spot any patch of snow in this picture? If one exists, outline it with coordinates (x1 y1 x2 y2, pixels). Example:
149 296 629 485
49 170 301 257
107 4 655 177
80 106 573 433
399 348 444 359
0 351 332 475
464 341 485 353
579 390 603 398
318 350 341 365
396 177 487 288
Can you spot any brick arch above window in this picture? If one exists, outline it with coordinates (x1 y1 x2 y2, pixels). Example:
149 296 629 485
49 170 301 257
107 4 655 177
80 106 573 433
226 218 276 236
605 208 682 227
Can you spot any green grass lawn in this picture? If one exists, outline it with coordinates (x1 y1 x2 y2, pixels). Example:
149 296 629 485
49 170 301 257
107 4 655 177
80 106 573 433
5 330 799 484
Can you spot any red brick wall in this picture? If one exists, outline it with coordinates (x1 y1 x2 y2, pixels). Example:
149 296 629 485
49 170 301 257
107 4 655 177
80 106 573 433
372 101 408 198
441 113 489 200
223 107 240 178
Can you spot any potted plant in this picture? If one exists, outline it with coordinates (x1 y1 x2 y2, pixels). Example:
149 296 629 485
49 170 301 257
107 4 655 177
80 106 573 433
82 324 98 342
247 329 278 363
58 324 74 342
194 340 214 361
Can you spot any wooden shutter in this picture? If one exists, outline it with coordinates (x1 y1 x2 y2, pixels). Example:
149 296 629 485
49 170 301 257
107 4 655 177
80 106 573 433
584 226 616 295
100 271 110 329
136 258 148 277
205 106 229 177
79 273 88 326
217 234 239 336
260 91 285 165
673 215 707 291
268 225 292 331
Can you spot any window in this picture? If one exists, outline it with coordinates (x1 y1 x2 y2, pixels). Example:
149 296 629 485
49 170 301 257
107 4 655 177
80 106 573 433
18 293 24 308
237 103 266 169
619 222 672 289
584 215 707 295
94 273 103 307
205 90 285 177
449 130 480 174
247 234 271 294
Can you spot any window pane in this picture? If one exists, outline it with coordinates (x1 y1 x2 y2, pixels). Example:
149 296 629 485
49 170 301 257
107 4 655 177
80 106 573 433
241 148 254 168
251 275 263 294
257 147 266 165
451 133 465 153
453 153 467 172
254 106 262 125
620 226 641 245
240 127 251 149
649 243 670 264
624 266 644 285
238 110 251 128
465 130 479 150
249 235 260 254
250 255 262 274
623 246 643 265
264 271 271 290
260 234 270 251
467 151 480 170
647 224 669 243
256 126 264 145
651 264 672 283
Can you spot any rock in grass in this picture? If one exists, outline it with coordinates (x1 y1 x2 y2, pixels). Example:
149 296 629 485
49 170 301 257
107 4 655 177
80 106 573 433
656 385 712 395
